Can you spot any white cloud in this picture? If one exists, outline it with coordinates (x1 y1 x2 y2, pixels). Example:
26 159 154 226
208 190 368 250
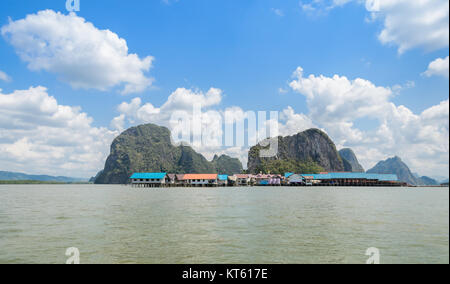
423 56 449 78
110 114 126 133
289 66 393 125
1 10 154 94
300 0 354 13
367 0 449 53
0 70 11 82
0 86 118 178
289 66 449 177
113 87 222 128
278 106 316 136
278 87 288 94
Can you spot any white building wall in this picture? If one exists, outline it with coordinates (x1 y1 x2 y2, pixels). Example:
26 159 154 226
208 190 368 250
132 178 165 184
189 179 218 185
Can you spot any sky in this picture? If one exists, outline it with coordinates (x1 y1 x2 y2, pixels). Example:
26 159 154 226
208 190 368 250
0 0 448 180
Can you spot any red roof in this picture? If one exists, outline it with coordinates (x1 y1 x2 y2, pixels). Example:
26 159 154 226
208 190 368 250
183 174 218 180
235 174 250 179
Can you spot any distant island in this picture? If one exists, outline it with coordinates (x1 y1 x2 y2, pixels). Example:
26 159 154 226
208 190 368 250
367 156 442 186
0 180 72 185
0 171 89 184
90 123 446 186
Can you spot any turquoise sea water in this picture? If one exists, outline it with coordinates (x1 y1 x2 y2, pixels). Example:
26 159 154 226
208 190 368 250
0 185 448 264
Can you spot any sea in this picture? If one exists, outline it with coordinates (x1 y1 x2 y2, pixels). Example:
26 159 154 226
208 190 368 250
0 185 448 264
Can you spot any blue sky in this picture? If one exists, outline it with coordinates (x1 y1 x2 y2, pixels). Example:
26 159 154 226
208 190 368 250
0 0 448 179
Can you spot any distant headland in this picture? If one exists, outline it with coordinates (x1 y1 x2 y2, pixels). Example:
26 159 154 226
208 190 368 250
90 123 446 187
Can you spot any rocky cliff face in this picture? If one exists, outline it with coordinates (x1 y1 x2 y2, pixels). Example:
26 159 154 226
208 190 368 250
95 124 243 184
417 176 439 186
367 156 418 185
247 128 345 174
212 154 243 176
338 148 365 173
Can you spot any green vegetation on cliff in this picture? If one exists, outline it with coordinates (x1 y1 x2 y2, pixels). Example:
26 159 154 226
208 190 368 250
248 128 344 174
212 154 243 175
252 159 324 174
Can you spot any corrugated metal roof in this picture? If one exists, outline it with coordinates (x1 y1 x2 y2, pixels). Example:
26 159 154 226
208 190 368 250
130 173 167 179
218 175 228 181
298 173 398 181
288 174 305 182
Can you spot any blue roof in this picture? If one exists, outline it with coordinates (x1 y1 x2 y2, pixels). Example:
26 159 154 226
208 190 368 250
130 173 167 179
218 175 228 181
299 173 398 181
285 173 294 178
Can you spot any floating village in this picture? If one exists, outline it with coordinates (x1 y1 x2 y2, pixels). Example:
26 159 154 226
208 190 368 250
129 172 406 187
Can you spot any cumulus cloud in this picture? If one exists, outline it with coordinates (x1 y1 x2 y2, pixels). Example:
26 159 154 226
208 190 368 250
278 107 317 136
423 56 449 78
300 0 353 12
289 66 449 177
113 87 222 127
301 0 449 53
0 87 118 177
278 88 288 94
0 70 11 82
1 10 154 94
289 66 393 124
366 0 449 53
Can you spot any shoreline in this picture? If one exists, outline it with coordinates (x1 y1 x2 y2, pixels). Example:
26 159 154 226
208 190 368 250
0 180 91 185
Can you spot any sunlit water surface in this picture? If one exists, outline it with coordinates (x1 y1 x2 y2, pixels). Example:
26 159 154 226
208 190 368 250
0 185 448 264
